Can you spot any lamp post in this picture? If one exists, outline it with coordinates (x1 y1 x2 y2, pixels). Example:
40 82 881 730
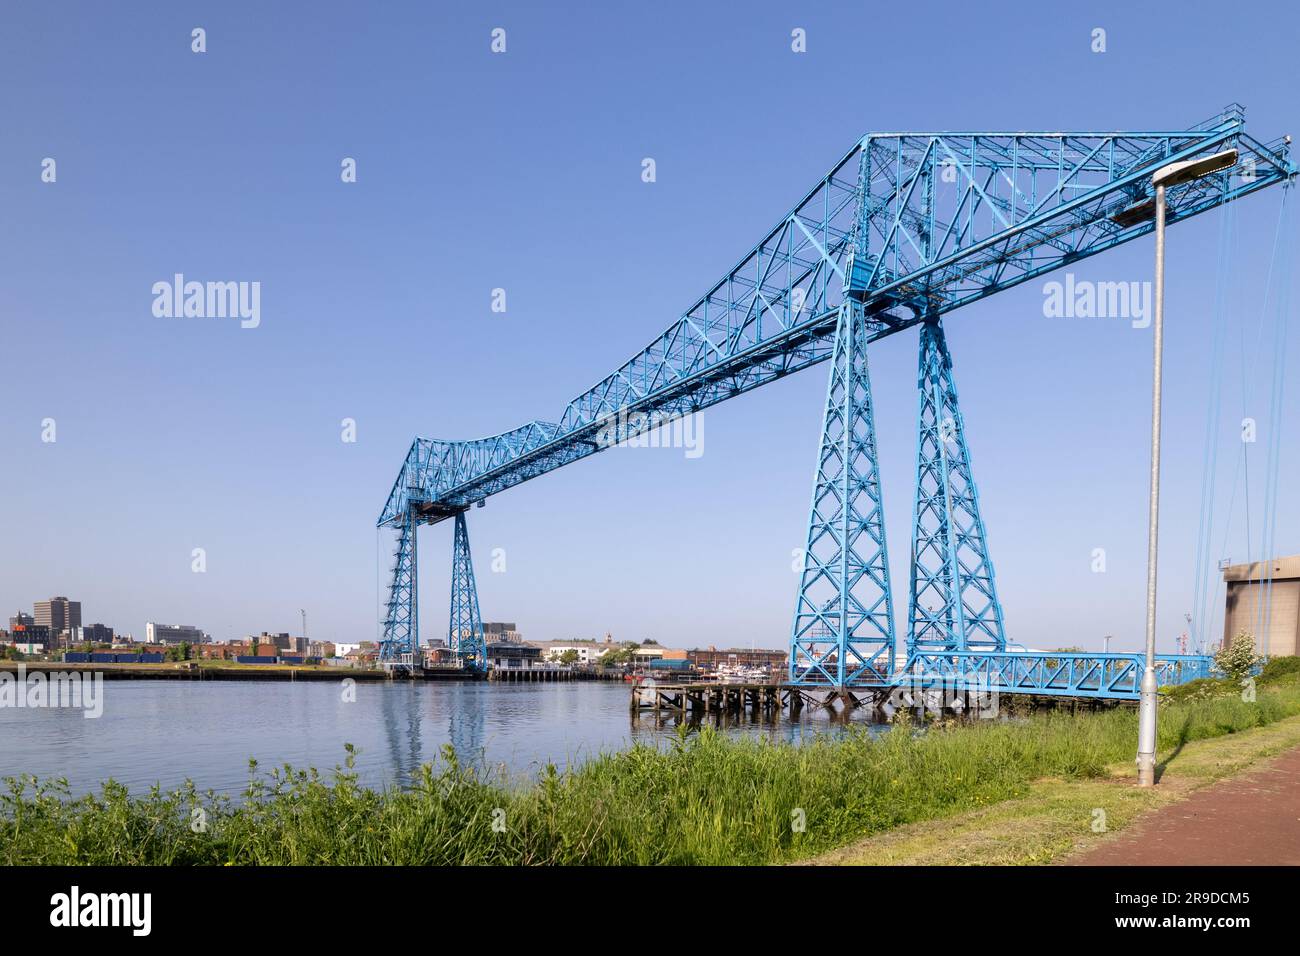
1135 147 1238 788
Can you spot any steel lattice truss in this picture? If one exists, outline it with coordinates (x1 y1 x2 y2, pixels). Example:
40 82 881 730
447 512 486 667
790 303 896 685
894 651 1212 700
377 106 1293 681
378 512 416 663
908 318 1005 653
380 106 1291 526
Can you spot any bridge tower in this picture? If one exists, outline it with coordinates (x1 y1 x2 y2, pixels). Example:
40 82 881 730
906 316 1006 653
379 508 418 666
447 511 487 667
789 301 897 685
378 509 487 670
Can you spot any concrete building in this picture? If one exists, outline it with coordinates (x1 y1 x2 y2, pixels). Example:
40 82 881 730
483 622 522 643
72 623 114 644
228 639 279 657
34 597 80 634
1223 555 1300 658
486 641 542 670
7 622 50 650
8 612 34 631
343 643 378 663
244 632 306 654
534 637 622 664
145 623 207 645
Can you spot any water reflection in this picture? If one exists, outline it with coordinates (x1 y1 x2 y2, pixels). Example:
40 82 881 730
445 692 486 769
379 681 423 785
0 679 892 797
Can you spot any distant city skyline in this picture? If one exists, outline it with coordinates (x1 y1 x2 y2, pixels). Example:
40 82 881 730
2 3 1296 655
3 589 637 648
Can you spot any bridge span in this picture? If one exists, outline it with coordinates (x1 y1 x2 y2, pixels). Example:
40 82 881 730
376 105 1294 699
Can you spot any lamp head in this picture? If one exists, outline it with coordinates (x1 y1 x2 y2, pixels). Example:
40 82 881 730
1152 148 1238 188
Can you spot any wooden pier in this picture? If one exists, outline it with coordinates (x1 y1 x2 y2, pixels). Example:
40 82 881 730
629 680 880 718
490 665 623 683
631 679 1130 720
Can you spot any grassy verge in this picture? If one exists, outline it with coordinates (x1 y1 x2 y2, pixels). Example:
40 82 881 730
3 673 1298 865
809 709 1300 865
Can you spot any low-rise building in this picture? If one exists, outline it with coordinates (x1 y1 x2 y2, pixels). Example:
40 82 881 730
253 632 288 651
688 646 788 674
72 623 115 644
483 622 522 643
486 641 543 670
145 623 207 645
227 640 279 657
535 637 622 664
344 644 378 663
423 645 457 666
9 623 51 648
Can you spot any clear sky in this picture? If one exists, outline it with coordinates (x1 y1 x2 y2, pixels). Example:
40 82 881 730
1 1 1295 654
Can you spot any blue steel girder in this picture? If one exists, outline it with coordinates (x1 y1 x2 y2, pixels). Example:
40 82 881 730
378 106 1293 527
893 652 1213 700
378 509 417 662
448 511 487 668
379 507 488 668
790 302 896 686
907 317 1005 654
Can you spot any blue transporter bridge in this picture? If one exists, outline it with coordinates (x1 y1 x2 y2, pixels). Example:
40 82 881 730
377 105 1293 695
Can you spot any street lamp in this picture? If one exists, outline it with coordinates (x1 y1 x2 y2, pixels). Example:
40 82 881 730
1136 147 1237 788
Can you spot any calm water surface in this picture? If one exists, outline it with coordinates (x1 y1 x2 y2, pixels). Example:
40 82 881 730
0 680 882 796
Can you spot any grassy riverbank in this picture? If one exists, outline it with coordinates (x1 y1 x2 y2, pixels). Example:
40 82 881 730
811 708 1300 864
4 669 1300 865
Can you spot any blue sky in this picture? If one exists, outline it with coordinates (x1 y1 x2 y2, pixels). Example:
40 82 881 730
1 1 1295 654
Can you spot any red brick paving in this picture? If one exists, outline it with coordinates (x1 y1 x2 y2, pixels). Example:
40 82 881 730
1073 744 1300 865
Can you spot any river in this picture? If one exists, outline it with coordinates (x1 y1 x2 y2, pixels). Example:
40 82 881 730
0 679 881 796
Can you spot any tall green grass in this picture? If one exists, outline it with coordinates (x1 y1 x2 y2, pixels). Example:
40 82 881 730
4 675 1299 865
